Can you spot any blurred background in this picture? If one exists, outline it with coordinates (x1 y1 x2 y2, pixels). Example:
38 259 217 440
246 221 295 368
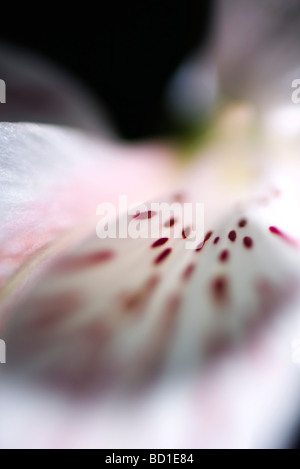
0 0 214 138
2 1 300 140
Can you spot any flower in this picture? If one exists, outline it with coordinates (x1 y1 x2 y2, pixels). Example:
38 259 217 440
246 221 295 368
1 103 300 448
2 3 300 448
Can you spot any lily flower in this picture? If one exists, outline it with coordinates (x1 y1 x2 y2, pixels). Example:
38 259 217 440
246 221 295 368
1 3 300 449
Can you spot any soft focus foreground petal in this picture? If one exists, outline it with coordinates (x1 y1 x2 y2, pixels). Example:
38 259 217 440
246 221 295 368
0 123 178 318
2 106 300 448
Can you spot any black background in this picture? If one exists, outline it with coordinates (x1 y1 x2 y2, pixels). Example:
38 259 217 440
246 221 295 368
0 1 213 139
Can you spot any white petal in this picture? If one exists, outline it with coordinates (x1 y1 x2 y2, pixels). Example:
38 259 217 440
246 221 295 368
0 123 178 311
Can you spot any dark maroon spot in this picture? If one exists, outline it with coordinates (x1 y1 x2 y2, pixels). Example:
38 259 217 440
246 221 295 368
195 241 204 252
269 226 280 235
219 249 229 262
57 250 115 272
213 236 220 244
134 211 157 220
269 226 283 236
154 248 172 265
182 263 196 281
238 218 247 228
228 230 237 242
195 231 213 252
243 236 253 249
205 231 213 242
151 238 169 248
182 226 191 239
269 226 299 247
164 217 176 228
211 275 228 303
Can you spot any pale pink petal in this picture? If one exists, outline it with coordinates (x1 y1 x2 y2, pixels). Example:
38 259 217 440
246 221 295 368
0 123 178 317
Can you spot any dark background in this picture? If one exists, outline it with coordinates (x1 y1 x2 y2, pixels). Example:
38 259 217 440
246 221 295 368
0 1 213 139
